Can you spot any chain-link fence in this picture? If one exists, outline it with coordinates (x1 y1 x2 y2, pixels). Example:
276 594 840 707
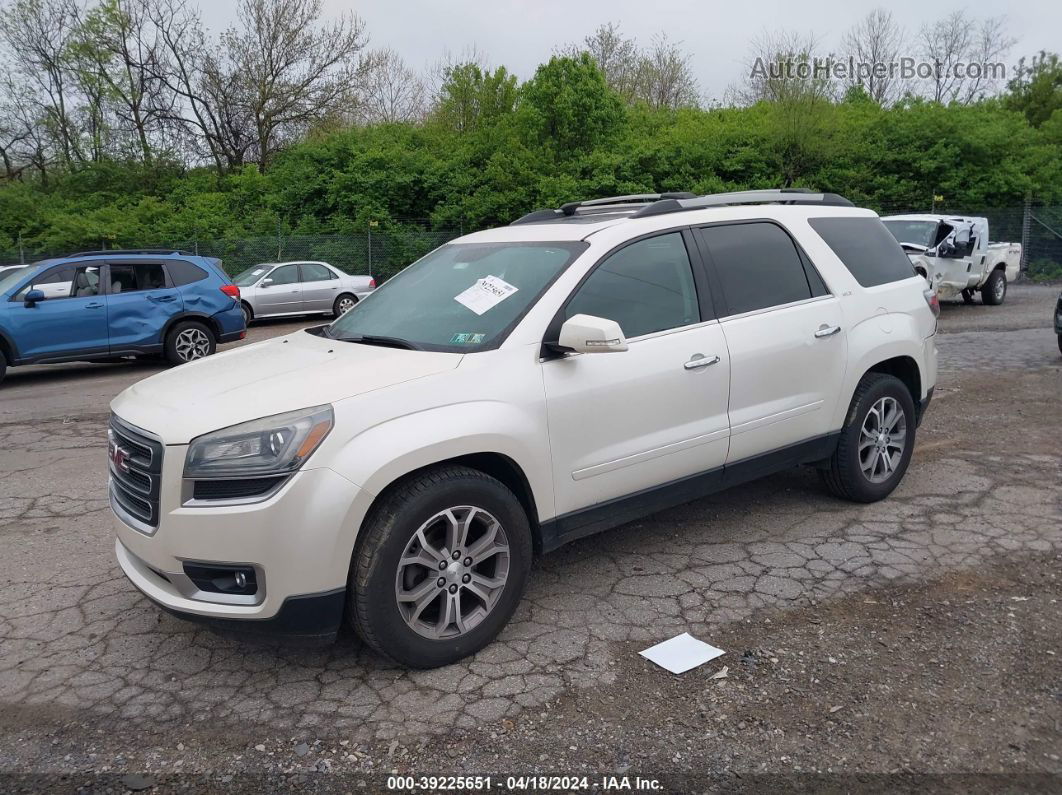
3 204 1061 282
0 223 466 283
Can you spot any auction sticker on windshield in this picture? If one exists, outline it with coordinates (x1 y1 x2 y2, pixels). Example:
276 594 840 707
454 275 518 315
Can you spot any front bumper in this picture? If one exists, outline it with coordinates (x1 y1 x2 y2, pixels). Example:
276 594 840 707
113 455 367 638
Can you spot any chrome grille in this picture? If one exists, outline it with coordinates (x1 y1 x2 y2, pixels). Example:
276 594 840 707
108 416 163 532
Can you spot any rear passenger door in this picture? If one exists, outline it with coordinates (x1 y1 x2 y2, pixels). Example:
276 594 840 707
105 262 184 351
299 262 340 312
695 221 847 464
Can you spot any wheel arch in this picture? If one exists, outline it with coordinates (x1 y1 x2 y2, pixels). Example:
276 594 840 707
357 452 544 555
161 311 221 342
0 327 18 365
865 355 921 406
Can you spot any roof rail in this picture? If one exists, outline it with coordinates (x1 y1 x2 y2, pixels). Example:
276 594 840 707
65 248 197 258
630 189 854 218
512 192 696 225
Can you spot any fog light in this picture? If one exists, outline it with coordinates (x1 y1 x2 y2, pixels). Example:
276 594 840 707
183 563 258 596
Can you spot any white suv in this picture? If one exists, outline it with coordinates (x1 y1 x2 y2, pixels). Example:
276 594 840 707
109 190 938 668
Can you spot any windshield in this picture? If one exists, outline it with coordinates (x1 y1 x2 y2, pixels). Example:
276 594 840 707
0 266 32 295
328 241 587 351
233 264 274 286
882 220 938 249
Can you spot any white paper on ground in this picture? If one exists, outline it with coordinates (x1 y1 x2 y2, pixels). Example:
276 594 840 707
639 632 725 674
454 275 519 315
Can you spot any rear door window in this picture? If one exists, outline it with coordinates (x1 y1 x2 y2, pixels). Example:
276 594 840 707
697 222 815 315
809 217 916 287
108 263 168 293
301 263 336 281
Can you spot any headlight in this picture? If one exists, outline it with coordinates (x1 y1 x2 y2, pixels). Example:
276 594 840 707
184 405 334 478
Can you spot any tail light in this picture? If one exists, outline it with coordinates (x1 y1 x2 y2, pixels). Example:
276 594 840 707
368 278 376 289
220 284 240 299
923 288 940 318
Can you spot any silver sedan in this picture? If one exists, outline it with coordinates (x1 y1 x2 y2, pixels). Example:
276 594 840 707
232 261 375 324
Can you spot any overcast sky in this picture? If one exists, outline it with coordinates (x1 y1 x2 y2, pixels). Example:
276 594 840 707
200 1 1062 101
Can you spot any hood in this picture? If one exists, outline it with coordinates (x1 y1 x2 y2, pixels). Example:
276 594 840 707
111 330 462 444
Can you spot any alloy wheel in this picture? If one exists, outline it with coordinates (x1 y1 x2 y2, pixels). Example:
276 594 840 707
337 296 356 315
394 506 510 640
174 328 211 362
858 396 907 484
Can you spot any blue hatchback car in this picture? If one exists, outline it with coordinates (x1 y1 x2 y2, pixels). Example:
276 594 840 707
0 249 245 385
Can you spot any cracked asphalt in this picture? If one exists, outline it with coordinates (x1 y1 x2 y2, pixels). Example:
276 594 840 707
0 284 1059 791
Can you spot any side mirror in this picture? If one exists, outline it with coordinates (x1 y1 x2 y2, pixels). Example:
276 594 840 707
557 313 628 354
936 240 956 258
23 288 45 307
259 278 273 287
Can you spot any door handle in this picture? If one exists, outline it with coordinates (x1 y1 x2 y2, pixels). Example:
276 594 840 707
85 302 104 309
148 294 176 303
814 324 841 338
684 354 720 370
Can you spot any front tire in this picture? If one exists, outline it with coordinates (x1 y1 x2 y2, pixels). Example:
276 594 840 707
241 302 253 326
961 288 975 304
980 269 1006 305
0 349 6 386
821 373 916 503
164 321 216 365
349 465 533 668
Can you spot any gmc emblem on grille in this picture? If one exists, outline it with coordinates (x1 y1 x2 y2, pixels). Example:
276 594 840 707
109 439 131 474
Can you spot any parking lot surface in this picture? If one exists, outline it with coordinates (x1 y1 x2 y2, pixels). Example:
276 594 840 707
0 284 1059 789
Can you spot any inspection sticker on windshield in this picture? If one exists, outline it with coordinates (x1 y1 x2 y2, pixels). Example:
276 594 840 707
454 275 518 315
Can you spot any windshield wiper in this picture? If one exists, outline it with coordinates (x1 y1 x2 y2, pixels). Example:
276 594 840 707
334 334 421 350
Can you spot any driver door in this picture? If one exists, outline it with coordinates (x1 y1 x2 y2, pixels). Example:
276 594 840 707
542 231 731 522
15 264 109 359
255 264 303 315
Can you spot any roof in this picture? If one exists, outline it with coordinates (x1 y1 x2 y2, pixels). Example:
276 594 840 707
881 214 986 224
458 190 875 246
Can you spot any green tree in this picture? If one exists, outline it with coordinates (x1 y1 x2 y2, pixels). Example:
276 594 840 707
1004 51 1062 127
518 54 625 153
433 63 518 132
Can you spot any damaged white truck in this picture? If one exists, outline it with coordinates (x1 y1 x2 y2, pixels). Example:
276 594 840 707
882 214 1022 305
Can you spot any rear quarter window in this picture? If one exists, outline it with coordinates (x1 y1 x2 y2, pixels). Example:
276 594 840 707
809 217 916 287
165 259 209 286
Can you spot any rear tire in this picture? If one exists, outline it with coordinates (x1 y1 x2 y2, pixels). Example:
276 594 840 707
164 321 216 365
821 373 916 503
349 465 533 668
241 302 253 326
0 349 6 386
1057 333 1062 357
980 269 1006 305
333 293 357 317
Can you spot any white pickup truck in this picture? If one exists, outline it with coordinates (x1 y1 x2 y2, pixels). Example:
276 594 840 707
881 214 1022 305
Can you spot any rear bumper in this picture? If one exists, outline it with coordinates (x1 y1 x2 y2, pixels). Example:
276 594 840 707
212 303 246 342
